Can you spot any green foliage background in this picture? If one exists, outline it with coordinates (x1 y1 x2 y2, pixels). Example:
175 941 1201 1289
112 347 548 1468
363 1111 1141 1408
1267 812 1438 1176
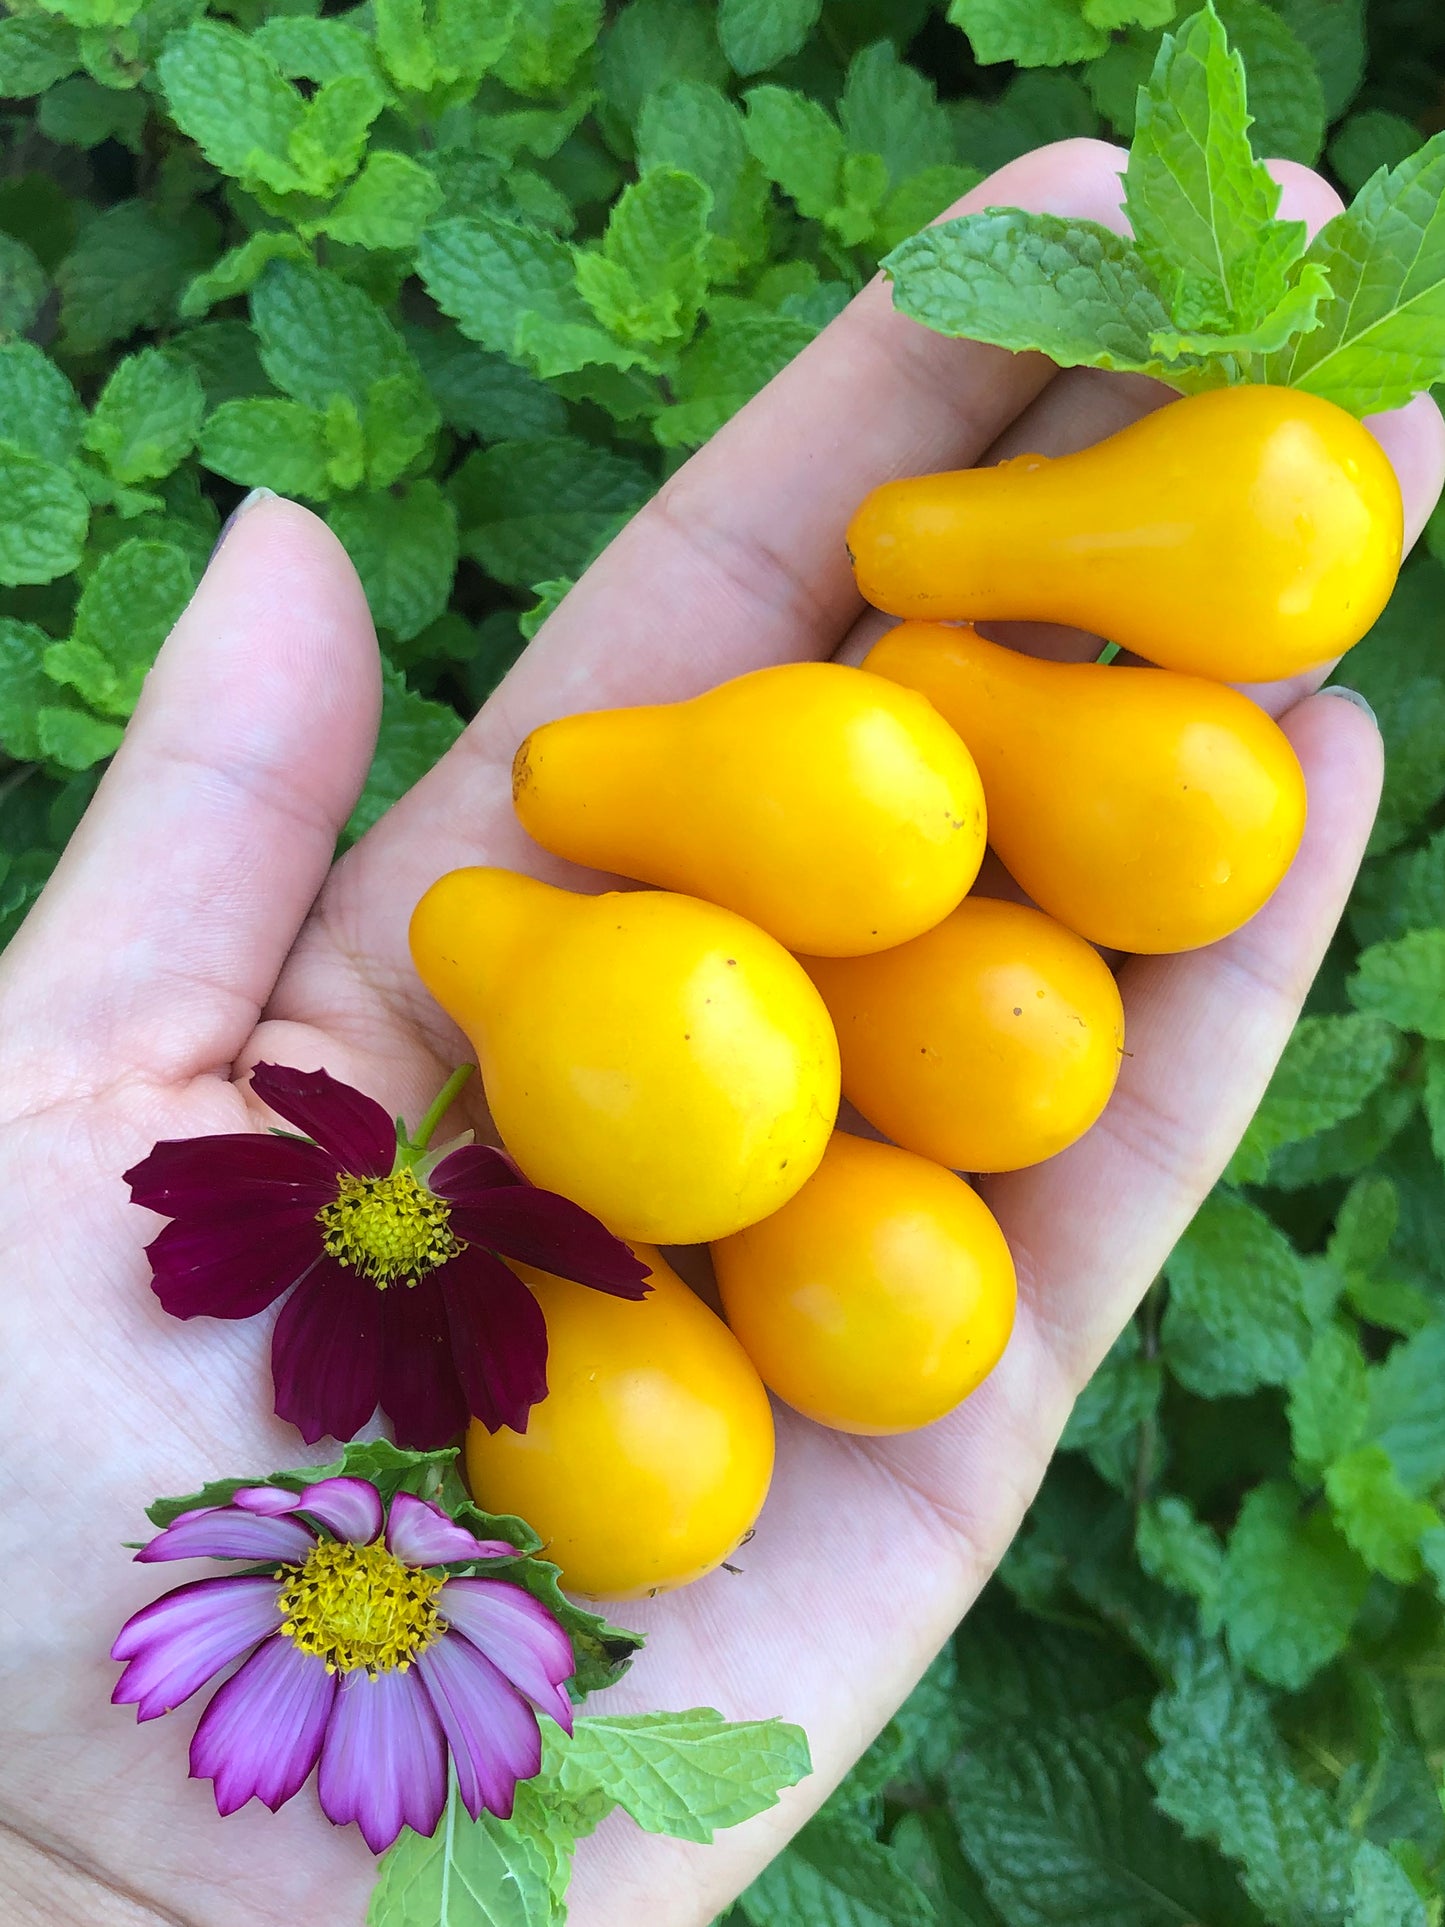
2 0 1444 1919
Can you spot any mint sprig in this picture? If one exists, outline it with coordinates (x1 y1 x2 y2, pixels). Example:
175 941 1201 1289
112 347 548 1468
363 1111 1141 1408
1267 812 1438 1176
885 0 1445 416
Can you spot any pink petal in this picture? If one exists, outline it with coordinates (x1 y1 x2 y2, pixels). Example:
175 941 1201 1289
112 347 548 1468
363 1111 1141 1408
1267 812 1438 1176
448 1189 650 1298
438 1579 575 1732
429 1143 525 1198
294 1476 384 1545
232 1486 304 1516
136 1508 317 1566
318 1667 447 1853
385 1493 515 1568
124 1132 340 1216
111 1576 282 1721
416 1633 542 1821
441 1248 548 1434
377 1273 469 1452
270 1259 383 1445
190 1635 336 1816
249 1063 398 1179
147 1212 324 1320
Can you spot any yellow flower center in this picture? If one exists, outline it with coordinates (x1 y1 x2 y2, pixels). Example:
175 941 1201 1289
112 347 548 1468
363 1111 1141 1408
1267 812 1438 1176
277 1539 444 1676
317 1168 460 1289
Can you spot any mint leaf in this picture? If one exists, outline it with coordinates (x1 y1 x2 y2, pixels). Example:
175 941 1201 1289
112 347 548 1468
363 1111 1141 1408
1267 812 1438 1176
574 167 712 350
742 86 844 222
199 399 334 499
654 311 815 449
1125 4 1310 338
718 0 820 77
1273 0 1364 123
156 22 306 198
1163 1189 1322 1390
83 348 205 486
556 1710 811 1842
1217 1481 1369 1689
1226 1013 1404 1183
407 325 567 442
884 210 1196 382
1213 0 1325 167
0 16 79 97
1136 1495 1225 1611
452 437 654 589
874 165 983 255
179 231 311 323
320 152 444 252
947 0 1109 69
367 1783 559 1927
1329 109 1421 199
42 539 194 719
58 199 217 356
251 261 425 419
596 0 731 135
840 39 956 185
1325 1442 1439 1584
417 214 641 380
637 81 771 279
0 341 83 465
1348 930 1445 1040
1424 1037 1445 1168
287 73 387 201
252 15 384 86
496 0 602 97
1287 1325 1370 1474
0 448 88 586
1366 1322 1445 1495
345 666 466 841
328 480 459 642
0 233 47 338
1060 1324 1161 1454
739 1812 933 1927
0 619 57 762
36 705 123 771
1269 132 1445 415
38 74 146 152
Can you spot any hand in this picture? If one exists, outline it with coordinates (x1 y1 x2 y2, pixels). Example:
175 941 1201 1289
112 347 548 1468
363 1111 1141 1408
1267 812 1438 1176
2 139 1441 1927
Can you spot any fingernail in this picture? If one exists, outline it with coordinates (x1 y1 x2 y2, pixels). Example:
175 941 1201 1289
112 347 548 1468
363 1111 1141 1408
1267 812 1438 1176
1322 684 1379 728
208 486 279 563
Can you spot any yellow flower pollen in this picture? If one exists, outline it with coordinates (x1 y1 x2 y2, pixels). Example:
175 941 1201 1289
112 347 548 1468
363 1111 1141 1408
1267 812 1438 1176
276 1538 445 1677
317 1168 460 1289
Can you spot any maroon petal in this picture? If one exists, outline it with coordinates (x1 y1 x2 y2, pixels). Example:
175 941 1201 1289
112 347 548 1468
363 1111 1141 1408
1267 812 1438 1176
377 1274 468 1452
318 1667 447 1853
111 1576 282 1720
146 1211 323 1320
441 1248 548 1435
416 1634 542 1821
249 1063 397 1179
136 1508 318 1567
447 1189 650 1298
294 1477 384 1545
438 1579 574 1732
429 1143 526 1199
385 1493 515 1567
190 1635 336 1815
271 1261 383 1446
124 1132 340 1217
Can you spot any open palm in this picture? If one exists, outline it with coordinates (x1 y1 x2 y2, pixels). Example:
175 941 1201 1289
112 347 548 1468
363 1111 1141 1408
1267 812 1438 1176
3 140 1442 1927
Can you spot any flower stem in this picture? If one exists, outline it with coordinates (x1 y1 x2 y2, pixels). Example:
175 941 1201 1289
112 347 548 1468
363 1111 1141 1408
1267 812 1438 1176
411 1065 475 1153
1095 641 1121 665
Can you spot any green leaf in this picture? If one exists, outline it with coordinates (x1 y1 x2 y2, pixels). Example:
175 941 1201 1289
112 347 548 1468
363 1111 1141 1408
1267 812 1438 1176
637 81 771 279
156 22 306 197
251 260 423 417
1336 564 1445 857
1269 132 1445 415
1217 1481 1369 1689
328 481 459 642
1325 1442 1440 1584
0 15 81 98
344 668 466 840
1163 1188 1323 1391
739 1812 933 1927
179 231 311 322
495 0 602 97
1287 1325 1370 1474
417 214 641 380
0 233 47 340
83 348 205 487
654 311 817 449
0 448 88 586
1365 1322 1445 1495
1226 1013 1405 1183
742 87 844 222
957 68 1100 173
0 341 83 466
199 399 333 499
1328 1172 1399 1279
597 0 731 138
363 370 441 489
453 437 653 589
1211 0 1325 167
35 705 123 771
367 1782 560 1927
38 73 146 150
1136 1494 1225 1611
840 39 956 185
1060 1323 1162 1454
575 166 711 349
406 325 567 442
718 0 820 77
57 199 218 356
947 0 1109 70
884 210 1196 382
1125 4 1310 338
287 72 387 201
556 1710 811 1842
320 152 444 253
1271 0 1364 123
1351 1846 1431 1927
1348 930 1445 1040
1329 110 1422 199
1423 1037 1445 1169
0 619 58 762
432 0 522 90
43 539 194 719
252 15 384 86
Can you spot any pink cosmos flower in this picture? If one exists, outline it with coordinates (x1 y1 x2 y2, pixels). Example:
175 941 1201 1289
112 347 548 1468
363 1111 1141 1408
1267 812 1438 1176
124 1064 650 1448
112 1476 575 1852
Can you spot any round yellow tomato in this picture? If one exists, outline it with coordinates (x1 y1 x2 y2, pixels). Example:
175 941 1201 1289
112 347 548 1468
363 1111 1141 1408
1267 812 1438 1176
712 1132 1016 1436
465 1249 775 1599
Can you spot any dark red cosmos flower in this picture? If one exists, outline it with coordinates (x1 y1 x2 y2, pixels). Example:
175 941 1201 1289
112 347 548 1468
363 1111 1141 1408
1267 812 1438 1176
124 1064 650 1449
